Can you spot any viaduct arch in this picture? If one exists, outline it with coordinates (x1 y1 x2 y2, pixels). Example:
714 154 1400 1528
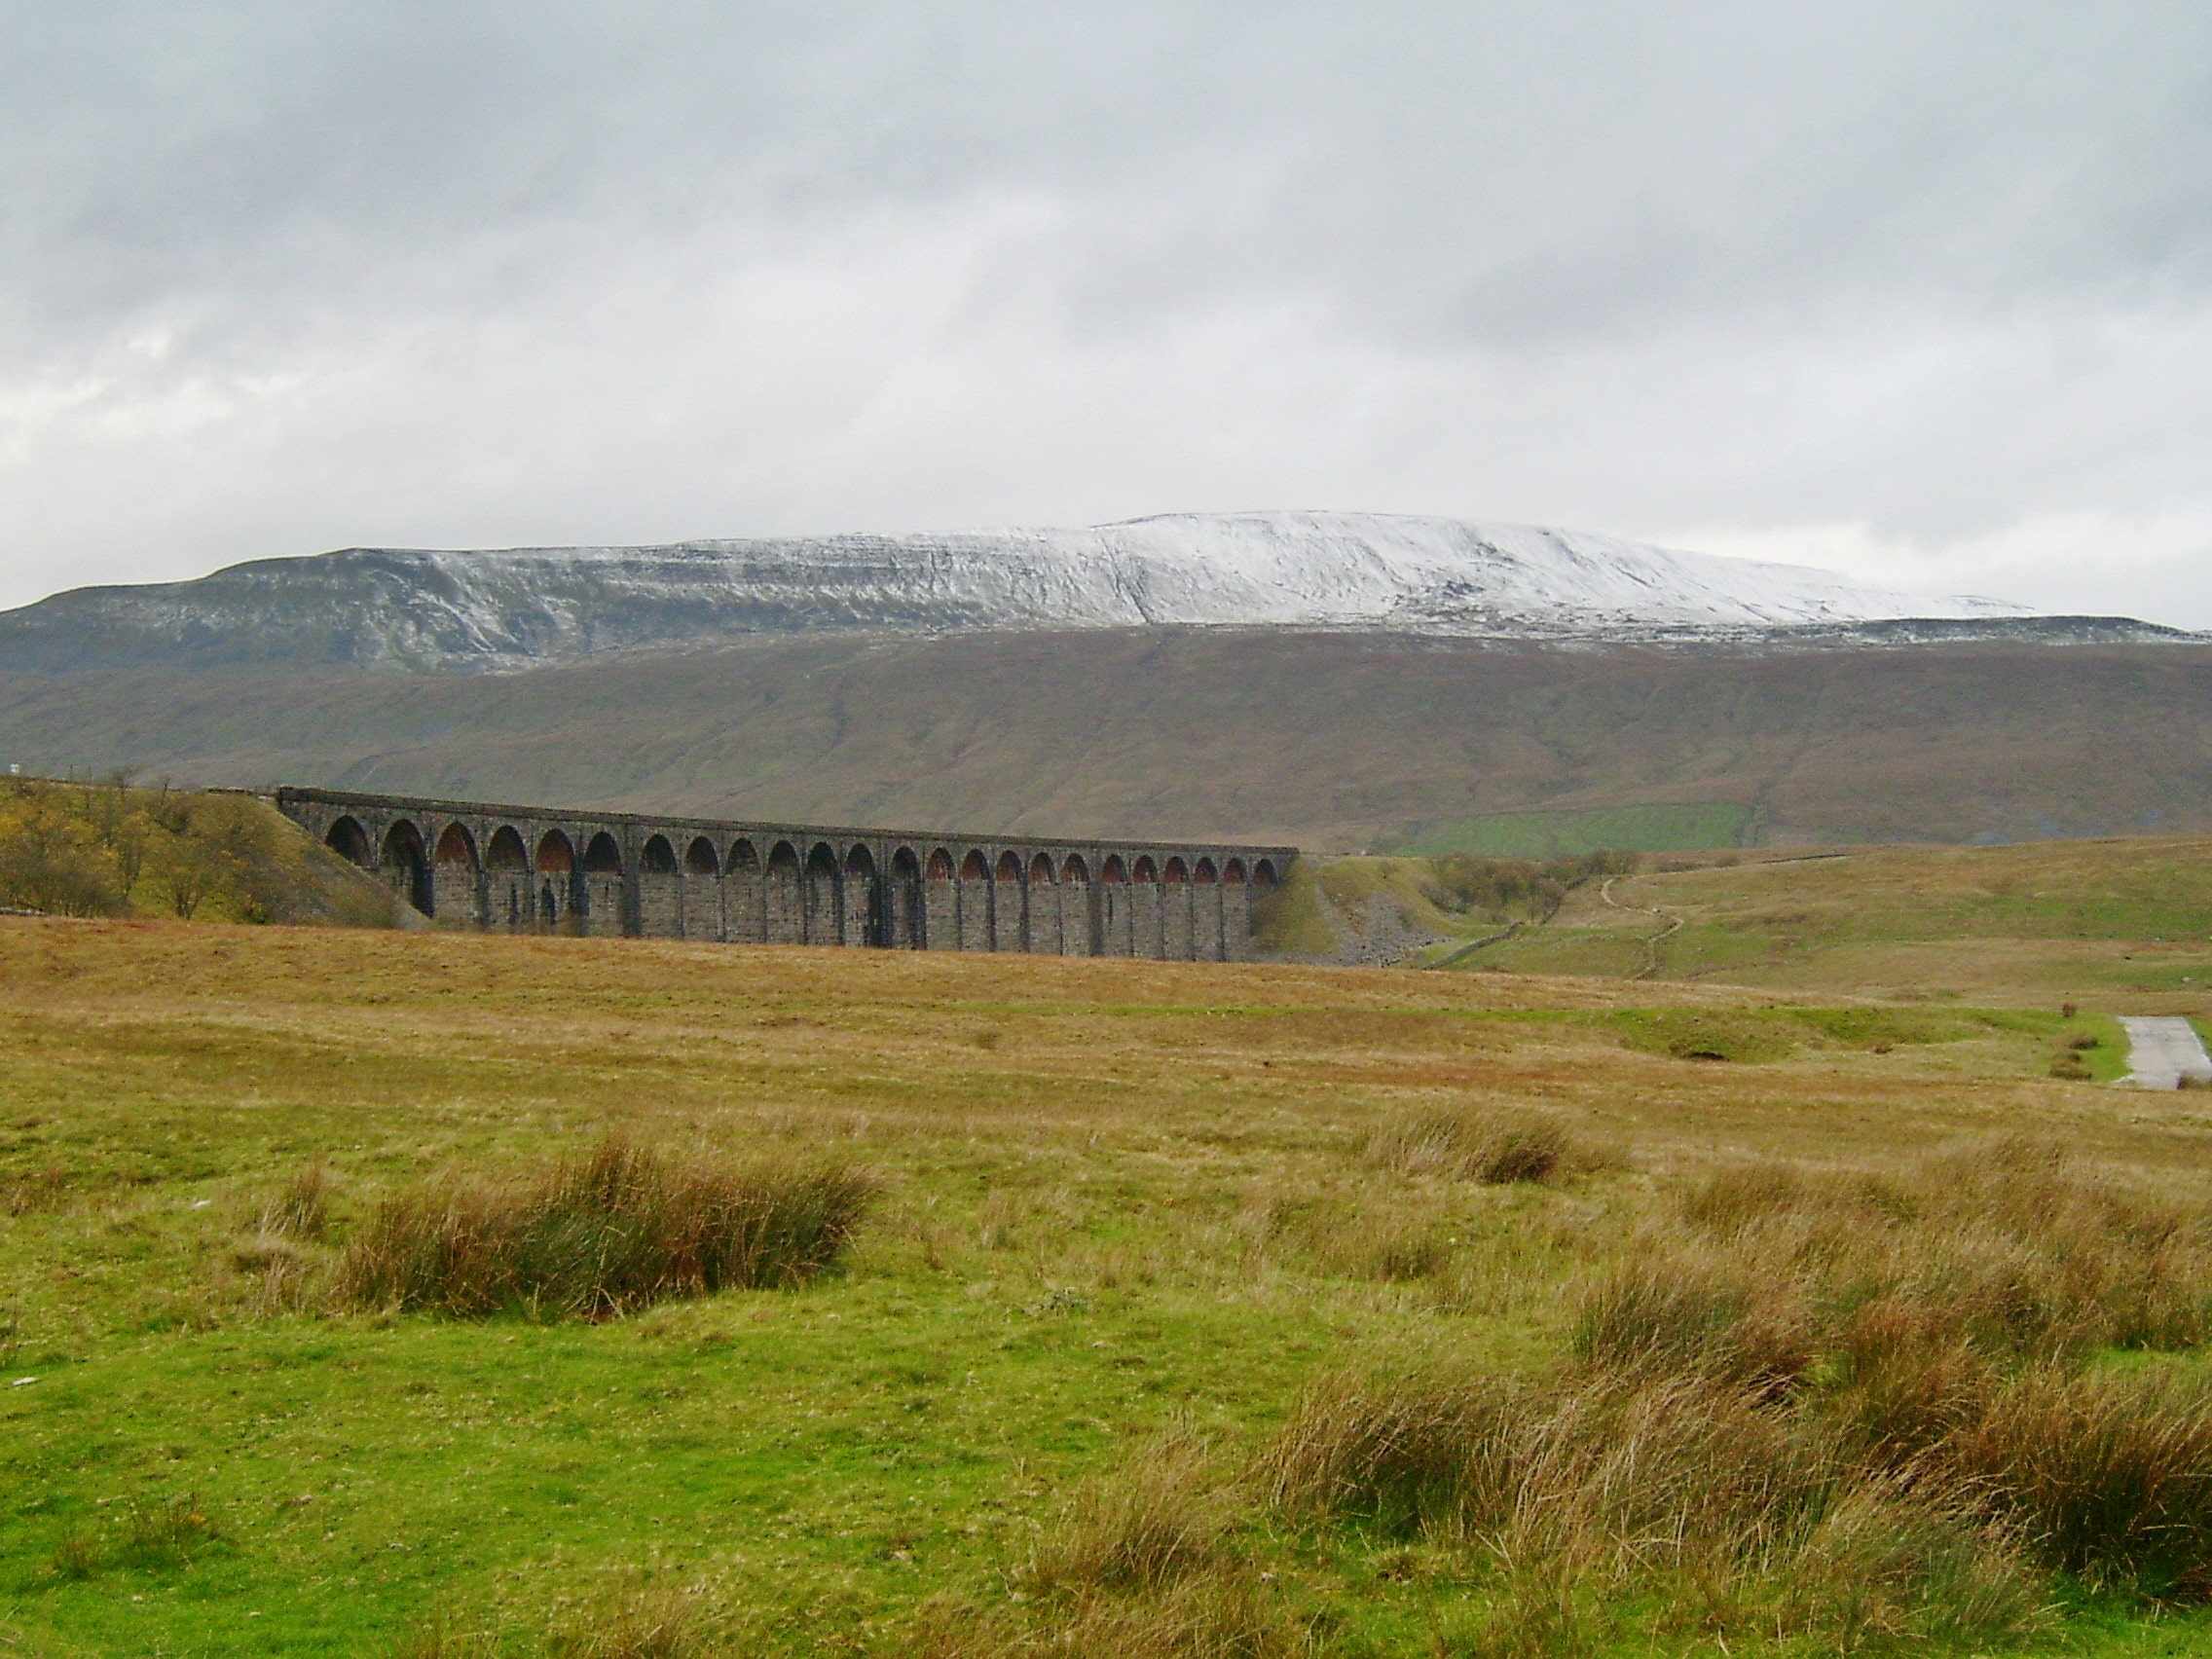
277 788 1292 962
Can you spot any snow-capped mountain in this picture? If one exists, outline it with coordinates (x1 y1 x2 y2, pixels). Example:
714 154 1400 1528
0 511 2041 673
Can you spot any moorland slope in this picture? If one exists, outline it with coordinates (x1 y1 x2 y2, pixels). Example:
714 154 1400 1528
4 628 2211 851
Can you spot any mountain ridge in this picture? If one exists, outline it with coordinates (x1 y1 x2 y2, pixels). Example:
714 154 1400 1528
0 510 2068 674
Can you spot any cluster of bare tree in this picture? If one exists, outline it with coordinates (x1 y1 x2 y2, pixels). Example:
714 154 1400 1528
0 776 351 922
1422 847 1640 925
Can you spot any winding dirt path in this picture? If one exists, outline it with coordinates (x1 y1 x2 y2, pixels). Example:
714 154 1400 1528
1601 874 1683 981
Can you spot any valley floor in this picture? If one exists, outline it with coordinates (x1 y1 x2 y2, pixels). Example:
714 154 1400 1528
3 919 2211 1655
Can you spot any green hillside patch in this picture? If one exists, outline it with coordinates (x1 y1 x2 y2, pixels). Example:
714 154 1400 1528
1651 841 2212 948
1610 1009 1805 1063
1437 836 2212 1006
1392 802 1757 858
1607 1005 2038 1065
1796 1007 1983 1046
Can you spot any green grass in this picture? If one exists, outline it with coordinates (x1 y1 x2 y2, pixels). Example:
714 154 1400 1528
5 1280 1352 1654
1388 801 1757 858
5 918 2212 1654
1423 834 2212 1007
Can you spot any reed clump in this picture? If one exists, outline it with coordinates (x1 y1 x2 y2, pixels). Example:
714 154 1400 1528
1262 1364 2040 1646
1366 1105 1608 1185
258 1162 331 1240
1026 1435 1235 1595
1656 1139 2212 1364
1309 1207 1455 1282
544 1586 702 1659
978 1435 1305 1659
335 1135 877 1320
1954 1364 2212 1595
1247 1137 2212 1642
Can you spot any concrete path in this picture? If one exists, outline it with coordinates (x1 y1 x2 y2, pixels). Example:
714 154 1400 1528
2119 1016 2212 1088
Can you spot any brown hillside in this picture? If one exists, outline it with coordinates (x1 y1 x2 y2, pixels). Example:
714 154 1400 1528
2 628 2207 848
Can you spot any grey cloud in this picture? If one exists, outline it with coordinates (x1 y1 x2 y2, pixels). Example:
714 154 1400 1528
2 2 2209 619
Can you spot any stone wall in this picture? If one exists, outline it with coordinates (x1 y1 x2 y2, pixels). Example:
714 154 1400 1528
274 787 1292 963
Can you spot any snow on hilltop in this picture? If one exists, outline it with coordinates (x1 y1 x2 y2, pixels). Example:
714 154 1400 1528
0 511 2031 672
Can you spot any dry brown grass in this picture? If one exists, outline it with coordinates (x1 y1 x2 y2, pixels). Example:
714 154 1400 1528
1656 1138 2212 1365
335 1134 877 1320
1956 1365 2212 1593
930 1575 1305 1659
1571 1255 1814 1397
1366 1104 1608 1185
956 1436 1303 1659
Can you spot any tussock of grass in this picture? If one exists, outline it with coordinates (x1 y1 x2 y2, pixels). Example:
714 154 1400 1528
1665 1138 2212 1359
1571 1255 1813 1397
1309 1208 1454 1282
545 1587 702 1659
53 1493 229 1580
228 1231 322 1314
1238 1139 2212 1648
1957 1365 2212 1594
1366 1104 1606 1185
1262 1364 2040 1647
336 1135 877 1320
259 1162 331 1239
970 1437 1300 1659
1026 1435 1233 1594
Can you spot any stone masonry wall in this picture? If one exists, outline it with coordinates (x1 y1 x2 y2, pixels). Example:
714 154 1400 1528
273 788 1292 963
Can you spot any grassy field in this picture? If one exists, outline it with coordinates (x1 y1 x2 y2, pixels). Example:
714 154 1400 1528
6 912 2212 1656
1445 834 2212 1010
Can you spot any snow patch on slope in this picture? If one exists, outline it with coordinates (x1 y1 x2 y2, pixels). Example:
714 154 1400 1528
0 510 2030 672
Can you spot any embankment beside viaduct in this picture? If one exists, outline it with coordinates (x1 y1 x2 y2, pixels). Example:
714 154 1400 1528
274 787 1294 962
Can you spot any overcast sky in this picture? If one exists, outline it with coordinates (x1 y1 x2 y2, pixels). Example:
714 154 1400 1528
4 3 2211 621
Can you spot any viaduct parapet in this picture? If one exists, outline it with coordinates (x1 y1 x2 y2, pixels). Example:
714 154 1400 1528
273 787 1296 962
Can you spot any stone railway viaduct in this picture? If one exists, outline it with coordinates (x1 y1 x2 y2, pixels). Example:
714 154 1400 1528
275 787 1296 962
